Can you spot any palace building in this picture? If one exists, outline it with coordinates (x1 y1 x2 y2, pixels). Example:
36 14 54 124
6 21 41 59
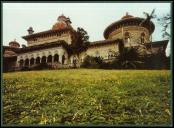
3 13 168 72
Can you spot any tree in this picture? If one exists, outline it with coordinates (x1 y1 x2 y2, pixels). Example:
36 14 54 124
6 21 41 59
114 47 144 69
70 27 89 56
157 13 171 57
70 27 90 68
139 9 156 42
157 13 171 39
139 9 156 26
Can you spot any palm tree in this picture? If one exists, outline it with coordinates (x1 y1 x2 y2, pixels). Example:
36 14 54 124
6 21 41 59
115 47 144 69
138 9 156 56
139 9 156 42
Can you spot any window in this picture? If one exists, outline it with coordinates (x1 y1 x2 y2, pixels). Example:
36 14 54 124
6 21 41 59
140 32 145 44
124 32 130 43
95 51 100 57
108 49 113 59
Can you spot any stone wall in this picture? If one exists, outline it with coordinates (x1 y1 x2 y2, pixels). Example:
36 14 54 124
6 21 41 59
108 26 150 46
85 43 118 60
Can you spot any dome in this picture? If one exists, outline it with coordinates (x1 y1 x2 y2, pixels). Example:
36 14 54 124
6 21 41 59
52 14 72 30
57 14 67 21
9 40 20 48
52 21 69 30
103 13 155 39
121 12 134 19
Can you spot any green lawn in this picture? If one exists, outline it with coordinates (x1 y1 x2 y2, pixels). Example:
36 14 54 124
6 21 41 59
2 69 172 125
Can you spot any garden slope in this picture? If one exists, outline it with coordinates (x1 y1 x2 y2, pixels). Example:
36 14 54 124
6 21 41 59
3 69 171 125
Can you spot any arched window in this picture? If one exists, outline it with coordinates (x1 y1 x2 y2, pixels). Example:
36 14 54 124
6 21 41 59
41 56 46 63
54 54 59 62
36 57 40 64
47 55 52 63
140 32 145 44
25 59 29 66
108 49 113 59
19 59 24 67
30 58 34 66
124 32 130 43
95 51 100 57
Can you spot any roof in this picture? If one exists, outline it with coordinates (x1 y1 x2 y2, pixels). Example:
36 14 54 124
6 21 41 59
16 40 70 53
9 40 20 47
121 12 134 19
3 46 20 52
3 51 17 58
104 17 155 39
89 38 122 47
145 40 168 49
22 27 75 40
52 22 68 30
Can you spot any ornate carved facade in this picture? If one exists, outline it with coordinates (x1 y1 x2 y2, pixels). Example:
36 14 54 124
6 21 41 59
3 13 168 72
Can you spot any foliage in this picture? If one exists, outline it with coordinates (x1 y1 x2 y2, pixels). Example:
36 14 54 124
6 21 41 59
81 45 168 70
143 51 170 69
70 27 90 56
81 55 103 69
140 9 156 25
30 63 53 70
3 69 171 125
157 13 171 39
81 47 143 69
114 47 144 69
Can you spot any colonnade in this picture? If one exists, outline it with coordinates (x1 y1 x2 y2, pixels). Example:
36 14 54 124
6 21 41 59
17 53 67 68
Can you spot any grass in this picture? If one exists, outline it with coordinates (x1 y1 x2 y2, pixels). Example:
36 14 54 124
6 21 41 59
2 69 172 126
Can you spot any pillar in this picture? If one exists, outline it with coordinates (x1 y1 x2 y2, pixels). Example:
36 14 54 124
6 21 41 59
23 60 25 67
15 59 18 67
52 55 54 63
71 57 73 64
39 56 42 63
29 59 30 67
46 56 48 63
16 57 20 67
64 55 68 64
16 61 19 68
34 58 36 65
59 55 62 64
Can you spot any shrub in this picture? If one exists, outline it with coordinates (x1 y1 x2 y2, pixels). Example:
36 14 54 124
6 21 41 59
81 56 103 69
30 63 52 70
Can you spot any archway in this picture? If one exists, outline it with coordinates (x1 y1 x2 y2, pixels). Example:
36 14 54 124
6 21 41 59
54 54 59 62
30 58 34 66
19 59 24 67
25 59 29 66
47 55 52 63
36 57 40 64
41 56 46 63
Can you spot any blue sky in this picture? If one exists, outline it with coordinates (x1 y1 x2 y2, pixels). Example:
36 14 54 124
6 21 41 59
3 3 171 56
